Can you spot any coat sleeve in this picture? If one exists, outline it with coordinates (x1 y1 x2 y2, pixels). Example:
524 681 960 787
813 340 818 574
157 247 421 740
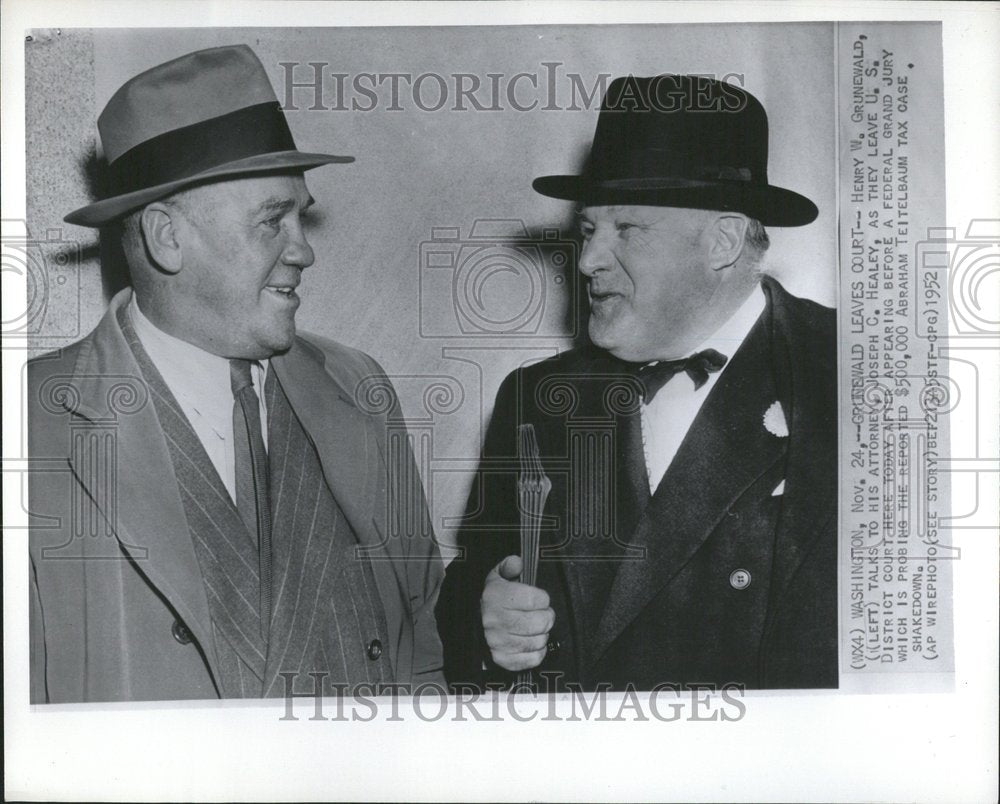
401 440 446 689
363 353 447 689
406 558 446 689
436 369 523 691
29 555 49 703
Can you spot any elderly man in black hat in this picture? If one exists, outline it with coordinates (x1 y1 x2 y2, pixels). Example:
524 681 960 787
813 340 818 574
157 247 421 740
437 75 837 691
28 45 444 703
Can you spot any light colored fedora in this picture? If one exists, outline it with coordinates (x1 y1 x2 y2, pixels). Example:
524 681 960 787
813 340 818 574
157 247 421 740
65 44 353 227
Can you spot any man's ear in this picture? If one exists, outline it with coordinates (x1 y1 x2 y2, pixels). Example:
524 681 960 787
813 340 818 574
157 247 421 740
706 214 749 271
139 203 184 274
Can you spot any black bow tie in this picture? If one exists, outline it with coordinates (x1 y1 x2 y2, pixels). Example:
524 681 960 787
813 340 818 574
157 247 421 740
634 348 729 403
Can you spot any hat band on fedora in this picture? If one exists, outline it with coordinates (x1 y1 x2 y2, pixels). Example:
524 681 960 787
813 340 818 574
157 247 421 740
593 167 753 189
107 101 297 196
590 150 755 186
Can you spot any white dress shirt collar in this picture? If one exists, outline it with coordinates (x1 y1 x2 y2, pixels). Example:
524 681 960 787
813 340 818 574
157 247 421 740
129 296 235 436
692 283 766 363
639 284 767 493
643 284 766 374
127 295 268 501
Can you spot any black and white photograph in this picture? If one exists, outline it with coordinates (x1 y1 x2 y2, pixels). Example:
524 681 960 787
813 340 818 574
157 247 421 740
3 2 997 801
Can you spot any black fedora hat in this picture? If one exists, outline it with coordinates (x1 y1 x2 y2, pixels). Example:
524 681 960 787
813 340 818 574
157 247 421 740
532 74 818 227
65 45 354 227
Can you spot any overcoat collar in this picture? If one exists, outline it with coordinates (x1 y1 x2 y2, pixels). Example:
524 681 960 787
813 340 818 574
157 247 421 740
760 279 838 639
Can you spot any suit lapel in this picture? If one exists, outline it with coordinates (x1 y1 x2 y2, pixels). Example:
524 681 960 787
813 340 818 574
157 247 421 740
271 340 380 535
270 339 409 634
618 407 652 533
60 291 220 690
589 306 786 666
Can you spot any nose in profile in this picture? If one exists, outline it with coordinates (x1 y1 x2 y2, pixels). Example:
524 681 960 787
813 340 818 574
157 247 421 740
577 230 615 277
283 220 315 269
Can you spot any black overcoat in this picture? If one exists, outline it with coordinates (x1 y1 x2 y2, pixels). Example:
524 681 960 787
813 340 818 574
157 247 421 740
437 277 838 691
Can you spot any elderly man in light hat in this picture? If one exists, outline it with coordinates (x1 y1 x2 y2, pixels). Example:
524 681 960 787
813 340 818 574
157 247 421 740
29 45 444 702
438 74 837 692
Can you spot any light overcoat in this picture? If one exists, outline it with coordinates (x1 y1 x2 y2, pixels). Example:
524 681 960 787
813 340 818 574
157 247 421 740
29 289 445 703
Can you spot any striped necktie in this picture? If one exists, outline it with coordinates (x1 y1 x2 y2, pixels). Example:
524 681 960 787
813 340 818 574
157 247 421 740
230 358 272 637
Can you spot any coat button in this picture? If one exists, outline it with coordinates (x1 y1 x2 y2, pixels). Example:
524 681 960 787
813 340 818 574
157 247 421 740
729 569 752 590
367 638 383 661
171 620 193 645
546 639 562 657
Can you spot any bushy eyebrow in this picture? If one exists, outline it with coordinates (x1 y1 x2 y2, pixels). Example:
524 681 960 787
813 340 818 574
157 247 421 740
254 195 315 217
575 207 660 226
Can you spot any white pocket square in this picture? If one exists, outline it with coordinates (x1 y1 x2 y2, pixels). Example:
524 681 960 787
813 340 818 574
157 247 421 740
771 479 786 496
763 400 789 438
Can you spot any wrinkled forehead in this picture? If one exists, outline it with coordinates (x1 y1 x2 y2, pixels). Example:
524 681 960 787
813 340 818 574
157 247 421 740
178 171 313 215
577 204 713 226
